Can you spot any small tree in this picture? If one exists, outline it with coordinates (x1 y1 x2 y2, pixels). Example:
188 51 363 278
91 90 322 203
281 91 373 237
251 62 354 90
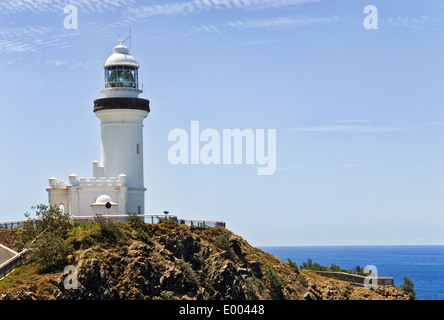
400 276 416 300
287 258 300 275
26 205 74 273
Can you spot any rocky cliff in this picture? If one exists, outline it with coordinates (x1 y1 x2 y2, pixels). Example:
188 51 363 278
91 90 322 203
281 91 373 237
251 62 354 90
0 222 408 300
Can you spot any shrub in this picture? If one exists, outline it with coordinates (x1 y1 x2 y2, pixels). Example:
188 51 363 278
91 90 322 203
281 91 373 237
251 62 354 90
214 235 236 260
192 251 205 267
297 274 308 287
400 276 416 300
287 258 300 275
127 212 153 244
80 235 96 249
153 291 179 300
176 258 199 290
29 232 74 273
92 215 128 247
349 265 371 276
25 205 74 273
265 267 284 291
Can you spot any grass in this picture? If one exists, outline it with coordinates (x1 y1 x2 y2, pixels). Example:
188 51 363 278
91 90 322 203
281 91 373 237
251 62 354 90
0 263 60 298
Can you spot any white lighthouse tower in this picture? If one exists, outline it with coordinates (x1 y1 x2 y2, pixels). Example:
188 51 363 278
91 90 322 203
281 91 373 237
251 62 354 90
47 43 150 217
94 43 150 215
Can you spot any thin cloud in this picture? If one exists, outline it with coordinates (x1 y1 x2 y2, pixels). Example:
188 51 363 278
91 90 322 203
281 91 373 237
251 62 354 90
192 15 338 36
292 124 405 133
382 15 429 29
46 59 67 67
0 25 71 53
0 0 132 14
224 16 338 29
127 0 321 18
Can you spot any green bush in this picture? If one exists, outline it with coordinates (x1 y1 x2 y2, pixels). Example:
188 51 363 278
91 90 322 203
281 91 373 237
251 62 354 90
192 251 205 267
24 205 74 273
214 235 236 260
265 267 284 291
29 233 74 273
153 291 179 300
400 276 416 300
127 212 153 244
287 258 300 275
297 274 308 287
176 258 199 290
80 235 96 249
92 215 128 247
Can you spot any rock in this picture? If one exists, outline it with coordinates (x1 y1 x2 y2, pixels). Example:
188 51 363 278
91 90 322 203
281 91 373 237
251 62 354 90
207 256 246 300
304 291 316 300
248 260 263 279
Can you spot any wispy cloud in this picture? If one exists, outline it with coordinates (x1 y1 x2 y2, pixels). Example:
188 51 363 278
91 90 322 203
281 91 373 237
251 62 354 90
191 15 338 37
382 15 429 29
292 124 405 133
127 0 321 18
0 0 132 14
223 16 338 30
46 59 67 67
0 25 72 53
70 60 103 69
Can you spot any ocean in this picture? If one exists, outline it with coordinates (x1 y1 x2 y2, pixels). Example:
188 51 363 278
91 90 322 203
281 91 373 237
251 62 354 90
259 245 444 300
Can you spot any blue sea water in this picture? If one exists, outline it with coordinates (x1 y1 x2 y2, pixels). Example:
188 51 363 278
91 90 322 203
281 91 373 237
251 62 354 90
259 245 444 300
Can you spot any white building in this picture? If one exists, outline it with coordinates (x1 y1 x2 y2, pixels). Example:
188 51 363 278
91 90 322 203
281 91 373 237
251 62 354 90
47 43 150 217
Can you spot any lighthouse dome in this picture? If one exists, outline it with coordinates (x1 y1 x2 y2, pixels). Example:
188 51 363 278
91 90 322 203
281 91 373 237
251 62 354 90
104 44 140 68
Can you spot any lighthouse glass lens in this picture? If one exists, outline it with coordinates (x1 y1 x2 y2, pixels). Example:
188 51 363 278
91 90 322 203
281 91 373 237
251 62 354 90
107 66 136 88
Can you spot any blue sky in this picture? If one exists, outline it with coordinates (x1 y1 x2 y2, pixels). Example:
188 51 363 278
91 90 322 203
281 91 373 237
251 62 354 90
0 0 443 246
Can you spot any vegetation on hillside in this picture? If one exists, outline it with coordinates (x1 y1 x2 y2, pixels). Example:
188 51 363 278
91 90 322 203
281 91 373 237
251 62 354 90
0 205 411 300
298 258 371 276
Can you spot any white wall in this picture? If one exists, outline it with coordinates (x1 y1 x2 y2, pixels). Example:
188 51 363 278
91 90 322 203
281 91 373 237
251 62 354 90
96 109 148 189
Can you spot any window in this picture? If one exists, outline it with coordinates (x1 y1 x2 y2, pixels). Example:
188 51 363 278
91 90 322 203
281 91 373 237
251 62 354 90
137 143 140 154
138 206 141 215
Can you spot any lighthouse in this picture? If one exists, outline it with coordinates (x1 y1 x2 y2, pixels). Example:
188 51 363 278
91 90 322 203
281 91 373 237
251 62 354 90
47 42 150 217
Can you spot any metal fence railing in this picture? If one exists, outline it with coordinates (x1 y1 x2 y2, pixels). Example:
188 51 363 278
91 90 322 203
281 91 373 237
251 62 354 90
178 219 226 228
0 220 29 231
72 214 178 224
0 215 226 230
0 249 27 281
